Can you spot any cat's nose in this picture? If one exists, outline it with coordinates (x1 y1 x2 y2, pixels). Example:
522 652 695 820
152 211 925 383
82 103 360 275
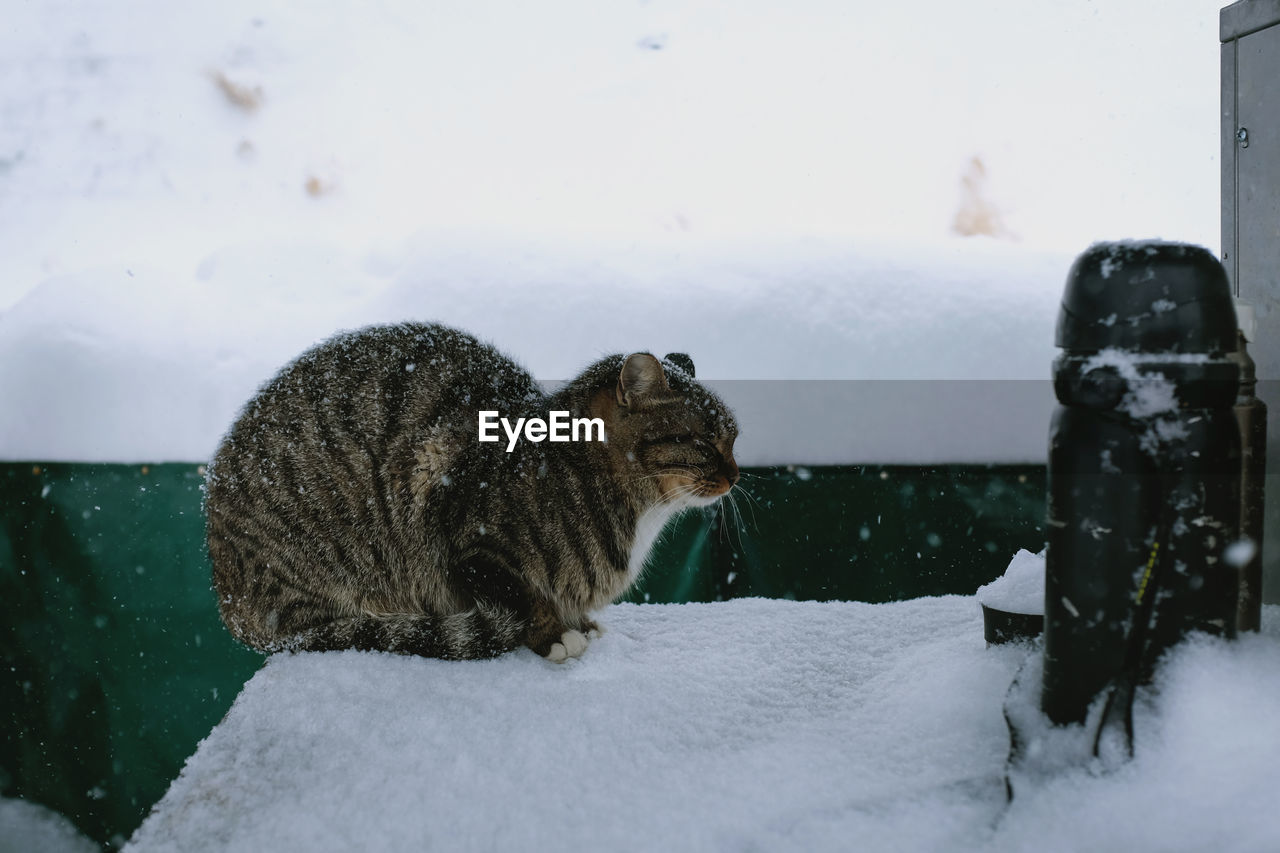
724 459 740 485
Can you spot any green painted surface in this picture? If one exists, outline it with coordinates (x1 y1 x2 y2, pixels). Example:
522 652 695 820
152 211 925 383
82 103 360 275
1 463 261 847
1 461 1044 846
628 464 1047 604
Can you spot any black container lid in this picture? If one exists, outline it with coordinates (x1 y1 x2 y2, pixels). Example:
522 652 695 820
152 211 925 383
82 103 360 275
1056 241 1237 354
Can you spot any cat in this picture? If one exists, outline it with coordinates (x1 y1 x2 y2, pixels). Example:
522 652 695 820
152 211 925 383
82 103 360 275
205 322 739 662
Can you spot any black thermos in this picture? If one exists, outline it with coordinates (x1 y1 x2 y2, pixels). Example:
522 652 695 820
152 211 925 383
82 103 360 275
1043 242 1242 726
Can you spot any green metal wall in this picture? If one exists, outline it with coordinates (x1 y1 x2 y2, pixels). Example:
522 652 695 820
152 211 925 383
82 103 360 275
0 463 260 847
1 461 1044 846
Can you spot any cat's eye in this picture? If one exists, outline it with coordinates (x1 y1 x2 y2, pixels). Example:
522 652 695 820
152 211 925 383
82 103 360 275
686 436 716 454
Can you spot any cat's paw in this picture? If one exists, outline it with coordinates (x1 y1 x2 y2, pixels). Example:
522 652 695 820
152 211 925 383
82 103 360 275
584 618 605 639
545 629 589 663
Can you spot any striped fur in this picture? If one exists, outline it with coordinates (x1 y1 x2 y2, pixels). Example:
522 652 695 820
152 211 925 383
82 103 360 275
206 322 739 661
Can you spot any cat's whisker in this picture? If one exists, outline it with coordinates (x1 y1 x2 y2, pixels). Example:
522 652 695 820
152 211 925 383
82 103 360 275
726 490 748 553
729 490 744 543
743 492 761 531
657 481 698 504
731 483 761 533
721 497 738 550
734 480 763 503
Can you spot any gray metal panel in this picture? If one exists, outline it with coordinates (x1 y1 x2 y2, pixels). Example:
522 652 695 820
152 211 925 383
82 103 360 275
1223 39 1237 292
1231 20 1280 604
1221 0 1280 41
1236 23 1280 356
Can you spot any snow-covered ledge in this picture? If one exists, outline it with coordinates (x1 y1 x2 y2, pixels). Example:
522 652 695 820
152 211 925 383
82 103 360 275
127 598 1280 852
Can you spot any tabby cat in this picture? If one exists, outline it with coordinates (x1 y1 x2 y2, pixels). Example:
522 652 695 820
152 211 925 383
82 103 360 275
206 322 739 662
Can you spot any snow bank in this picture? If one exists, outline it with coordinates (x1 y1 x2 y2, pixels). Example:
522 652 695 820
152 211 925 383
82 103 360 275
0 0 1226 465
996 624 1280 853
127 597 1280 853
0 0 1221 307
0 797 98 853
0 235 1066 465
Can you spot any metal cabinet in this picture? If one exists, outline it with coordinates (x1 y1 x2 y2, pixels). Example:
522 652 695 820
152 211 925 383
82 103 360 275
1222 0 1280 603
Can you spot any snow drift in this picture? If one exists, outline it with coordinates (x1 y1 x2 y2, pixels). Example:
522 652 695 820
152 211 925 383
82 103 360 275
0 0 1226 467
0 234 1068 466
127 597 1280 853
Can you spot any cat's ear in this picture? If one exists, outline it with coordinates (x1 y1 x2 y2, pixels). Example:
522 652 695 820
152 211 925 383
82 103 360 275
616 353 668 407
663 353 695 377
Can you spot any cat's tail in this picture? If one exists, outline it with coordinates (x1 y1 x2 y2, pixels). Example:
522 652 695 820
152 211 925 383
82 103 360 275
272 601 525 660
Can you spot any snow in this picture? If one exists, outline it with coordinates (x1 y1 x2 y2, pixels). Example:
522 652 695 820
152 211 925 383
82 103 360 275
0 0 1226 464
1082 348 1214 419
126 597 1280 852
999 624 1280 853
976 549 1045 615
0 235 1068 465
0 0 1222 302
1225 538 1257 569
0 797 98 853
